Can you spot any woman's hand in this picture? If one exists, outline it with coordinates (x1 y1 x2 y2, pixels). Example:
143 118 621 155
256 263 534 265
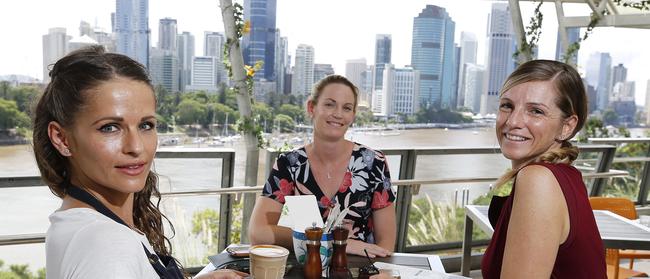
346 239 391 258
195 269 249 279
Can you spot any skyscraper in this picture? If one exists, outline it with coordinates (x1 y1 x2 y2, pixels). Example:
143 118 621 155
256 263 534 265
646 80 650 125
314 64 335 82
457 32 478 108
177 31 195 92
291 44 315 95
381 64 420 116
158 18 177 52
42 27 69 83
410 5 456 109
204 32 227 85
149 48 179 92
463 63 485 113
482 3 516 115
586 52 612 111
243 0 277 81
115 0 150 67
189 56 218 92
611 63 628 88
345 58 368 90
274 31 289 95
373 34 392 91
555 27 580 64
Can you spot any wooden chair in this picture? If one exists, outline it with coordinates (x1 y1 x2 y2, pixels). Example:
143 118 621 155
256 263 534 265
590 197 650 279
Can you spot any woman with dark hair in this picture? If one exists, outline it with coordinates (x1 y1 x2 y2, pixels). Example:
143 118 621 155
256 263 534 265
35 46 246 279
481 60 606 278
248 75 396 258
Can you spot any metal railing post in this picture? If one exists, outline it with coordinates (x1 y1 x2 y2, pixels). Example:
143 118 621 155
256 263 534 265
394 149 417 252
637 144 650 205
590 145 616 196
218 152 236 251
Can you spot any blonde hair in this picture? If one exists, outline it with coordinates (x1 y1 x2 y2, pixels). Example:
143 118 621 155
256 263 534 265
495 60 587 187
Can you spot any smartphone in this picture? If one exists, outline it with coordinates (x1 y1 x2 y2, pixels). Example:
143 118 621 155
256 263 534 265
226 245 250 258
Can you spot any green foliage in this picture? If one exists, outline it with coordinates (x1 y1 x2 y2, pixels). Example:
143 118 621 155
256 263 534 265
276 104 304 124
355 110 375 126
191 200 243 255
252 102 274 129
0 99 30 131
415 107 473 124
235 116 267 148
175 99 207 125
602 109 618 126
0 260 45 279
274 114 295 133
514 0 543 63
408 196 464 245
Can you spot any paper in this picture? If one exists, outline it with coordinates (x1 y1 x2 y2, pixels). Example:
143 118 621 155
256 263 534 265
279 195 324 231
373 262 470 279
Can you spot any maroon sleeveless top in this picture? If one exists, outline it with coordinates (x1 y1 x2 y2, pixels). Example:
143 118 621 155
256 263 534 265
481 162 606 278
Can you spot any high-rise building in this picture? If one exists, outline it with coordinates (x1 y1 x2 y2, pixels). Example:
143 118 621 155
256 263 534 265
94 31 115 52
204 32 226 85
243 0 277 81
610 81 636 125
586 52 612 111
410 5 456 109
274 31 289 94
345 58 367 90
68 35 98 53
555 27 580 64
463 63 485 114
177 31 195 92
158 18 177 52
115 0 150 67
189 56 218 92
373 34 392 91
149 48 179 92
457 32 478 108
42 27 70 83
482 3 516 115
314 64 335 82
611 63 628 88
79 21 93 38
291 44 315 95
380 64 420 116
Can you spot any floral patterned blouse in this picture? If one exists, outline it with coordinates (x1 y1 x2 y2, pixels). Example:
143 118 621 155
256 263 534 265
262 142 396 243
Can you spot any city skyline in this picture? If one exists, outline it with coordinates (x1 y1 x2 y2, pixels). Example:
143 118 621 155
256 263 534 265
1 0 649 104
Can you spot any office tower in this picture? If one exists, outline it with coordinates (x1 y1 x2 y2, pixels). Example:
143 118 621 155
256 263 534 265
314 64 335 82
482 3 516 115
345 58 367 89
463 63 485 114
555 27 580 64
68 35 98 53
373 34 392 91
204 32 226 84
189 56 218 92
243 0 277 81
611 63 627 88
94 31 115 52
115 0 150 67
158 18 177 52
149 48 179 92
291 44 315 95
451 44 461 110
646 80 650 125
610 81 636 125
274 32 289 95
586 52 612 111
79 21 93 38
381 64 420 116
457 32 478 108
410 5 455 109
177 31 195 92
42 27 70 83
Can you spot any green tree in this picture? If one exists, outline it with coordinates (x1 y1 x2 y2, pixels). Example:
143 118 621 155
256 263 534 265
175 99 207 125
0 99 30 131
274 114 295 133
7 86 39 112
602 109 618 126
355 110 374 127
277 104 304 124
191 201 243 255
252 102 273 132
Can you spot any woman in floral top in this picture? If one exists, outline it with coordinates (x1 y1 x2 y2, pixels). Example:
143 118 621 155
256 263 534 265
249 75 396 258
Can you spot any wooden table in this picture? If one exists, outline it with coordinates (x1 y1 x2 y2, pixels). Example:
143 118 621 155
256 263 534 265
461 205 650 276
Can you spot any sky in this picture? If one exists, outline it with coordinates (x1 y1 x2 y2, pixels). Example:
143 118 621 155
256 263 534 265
1 0 649 104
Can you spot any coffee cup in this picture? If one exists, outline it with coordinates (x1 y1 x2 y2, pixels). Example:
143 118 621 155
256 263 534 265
249 245 290 279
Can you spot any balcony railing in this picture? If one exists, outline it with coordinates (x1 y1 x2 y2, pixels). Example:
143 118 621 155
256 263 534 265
1 140 645 272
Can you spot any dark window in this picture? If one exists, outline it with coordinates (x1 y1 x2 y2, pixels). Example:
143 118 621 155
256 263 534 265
421 74 439 80
421 42 440 48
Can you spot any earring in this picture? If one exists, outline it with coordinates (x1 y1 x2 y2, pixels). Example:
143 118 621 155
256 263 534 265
61 148 71 156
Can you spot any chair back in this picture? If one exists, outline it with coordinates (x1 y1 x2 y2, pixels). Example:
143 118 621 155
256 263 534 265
588 197 637 220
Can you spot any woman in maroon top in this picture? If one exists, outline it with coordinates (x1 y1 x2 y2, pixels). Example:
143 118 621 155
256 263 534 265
481 60 606 278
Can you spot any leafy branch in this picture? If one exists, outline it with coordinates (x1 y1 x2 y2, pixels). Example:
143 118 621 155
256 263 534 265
514 0 544 63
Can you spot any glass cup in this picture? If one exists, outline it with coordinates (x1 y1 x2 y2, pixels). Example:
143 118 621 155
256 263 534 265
640 215 650 227
249 245 290 279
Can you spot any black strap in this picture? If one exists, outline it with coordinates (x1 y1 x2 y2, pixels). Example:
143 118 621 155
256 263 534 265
64 181 183 279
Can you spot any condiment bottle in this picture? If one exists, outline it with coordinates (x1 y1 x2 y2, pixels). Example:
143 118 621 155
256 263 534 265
304 224 323 279
329 225 349 279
